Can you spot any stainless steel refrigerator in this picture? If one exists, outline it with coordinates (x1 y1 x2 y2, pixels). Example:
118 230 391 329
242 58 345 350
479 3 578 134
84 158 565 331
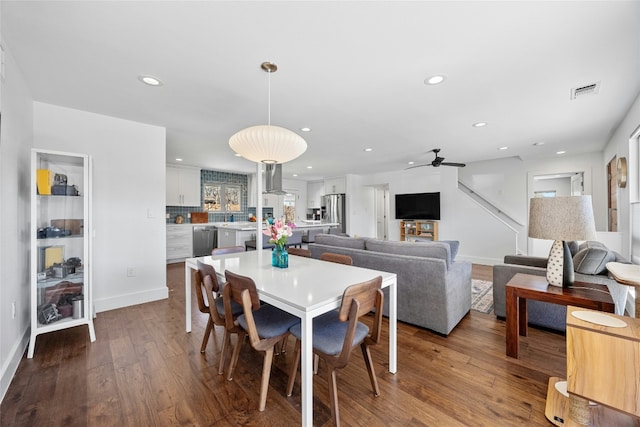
321 194 346 234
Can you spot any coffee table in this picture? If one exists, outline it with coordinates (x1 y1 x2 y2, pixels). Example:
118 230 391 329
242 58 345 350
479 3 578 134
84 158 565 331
505 273 615 358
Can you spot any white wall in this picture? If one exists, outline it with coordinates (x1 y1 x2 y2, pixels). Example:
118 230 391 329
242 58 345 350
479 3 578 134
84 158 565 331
604 91 640 259
0 40 34 403
33 103 168 312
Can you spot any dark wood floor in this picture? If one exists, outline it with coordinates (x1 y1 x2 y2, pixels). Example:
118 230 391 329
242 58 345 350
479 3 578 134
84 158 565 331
1 263 568 426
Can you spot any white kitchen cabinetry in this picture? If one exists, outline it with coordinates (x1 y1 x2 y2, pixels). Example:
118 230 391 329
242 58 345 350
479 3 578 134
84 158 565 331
166 166 201 206
166 225 193 262
29 149 96 358
307 180 324 208
324 177 346 194
264 194 284 218
218 227 255 248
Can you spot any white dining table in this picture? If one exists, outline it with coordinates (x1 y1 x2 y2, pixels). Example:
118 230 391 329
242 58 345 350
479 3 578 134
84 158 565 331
184 251 397 426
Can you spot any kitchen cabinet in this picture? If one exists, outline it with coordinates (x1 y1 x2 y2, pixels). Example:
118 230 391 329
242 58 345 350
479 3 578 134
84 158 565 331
263 194 283 218
166 165 201 206
324 176 346 194
167 225 193 262
218 227 256 248
29 149 95 358
307 180 324 208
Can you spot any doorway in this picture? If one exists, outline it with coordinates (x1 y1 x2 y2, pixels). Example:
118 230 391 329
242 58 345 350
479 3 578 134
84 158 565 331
373 185 389 240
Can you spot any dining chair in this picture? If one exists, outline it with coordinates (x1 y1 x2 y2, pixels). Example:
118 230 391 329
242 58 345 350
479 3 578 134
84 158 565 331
196 261 243 374
286 275 384 427
320 252 353 265
212 245 245 255
287 247 311 257
224 270 300 412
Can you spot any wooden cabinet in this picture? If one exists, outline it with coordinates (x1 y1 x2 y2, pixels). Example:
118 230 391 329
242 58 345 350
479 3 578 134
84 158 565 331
166 166 201 206
324 177 346 194
400 220 438 242
29 149 95 358
166 225 193 262
307 180 324 208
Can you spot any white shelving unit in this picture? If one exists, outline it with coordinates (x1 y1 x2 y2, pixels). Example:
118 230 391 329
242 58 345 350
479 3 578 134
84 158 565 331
29 149 96 358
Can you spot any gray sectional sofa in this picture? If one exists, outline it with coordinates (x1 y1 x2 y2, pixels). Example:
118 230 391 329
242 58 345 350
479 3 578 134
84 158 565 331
492 241 629 332
308 234 472 335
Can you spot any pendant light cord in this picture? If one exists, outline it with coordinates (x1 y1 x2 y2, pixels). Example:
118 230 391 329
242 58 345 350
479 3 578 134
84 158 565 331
267 70 271 126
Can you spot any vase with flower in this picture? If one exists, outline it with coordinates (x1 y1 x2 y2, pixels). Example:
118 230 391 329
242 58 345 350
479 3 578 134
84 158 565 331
264 217 295 268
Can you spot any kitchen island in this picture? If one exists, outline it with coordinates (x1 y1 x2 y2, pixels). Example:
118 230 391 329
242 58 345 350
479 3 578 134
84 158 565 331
217 221 338 248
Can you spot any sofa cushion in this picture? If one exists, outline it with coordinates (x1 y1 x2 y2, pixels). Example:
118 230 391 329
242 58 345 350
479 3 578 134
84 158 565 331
365 239 452 267
438 240 460 260
573 242 616 275
314 234 366 250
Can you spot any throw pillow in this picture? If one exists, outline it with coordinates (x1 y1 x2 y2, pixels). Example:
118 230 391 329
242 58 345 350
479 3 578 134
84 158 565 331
572 244 616 275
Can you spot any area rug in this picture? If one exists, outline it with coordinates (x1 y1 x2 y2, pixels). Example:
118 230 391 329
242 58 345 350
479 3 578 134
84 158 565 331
471 279 494 314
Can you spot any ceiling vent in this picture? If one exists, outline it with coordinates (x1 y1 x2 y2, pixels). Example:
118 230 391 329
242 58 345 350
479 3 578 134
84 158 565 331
570 82 600 100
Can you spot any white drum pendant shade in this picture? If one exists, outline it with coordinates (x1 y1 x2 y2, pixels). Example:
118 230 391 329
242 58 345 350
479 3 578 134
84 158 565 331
229 124 307 164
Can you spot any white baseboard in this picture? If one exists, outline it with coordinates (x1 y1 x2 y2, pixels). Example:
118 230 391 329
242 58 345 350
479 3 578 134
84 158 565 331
94 286 168 313
0 327 30 404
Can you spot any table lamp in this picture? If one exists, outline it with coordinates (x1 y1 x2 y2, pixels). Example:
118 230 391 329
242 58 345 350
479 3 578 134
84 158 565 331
528 196 597 288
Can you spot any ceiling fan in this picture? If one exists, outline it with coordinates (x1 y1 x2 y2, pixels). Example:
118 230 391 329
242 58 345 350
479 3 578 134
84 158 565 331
406 148 466 169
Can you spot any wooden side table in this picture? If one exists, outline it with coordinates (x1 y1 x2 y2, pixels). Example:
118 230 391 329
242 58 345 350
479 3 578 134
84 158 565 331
505 273 615 358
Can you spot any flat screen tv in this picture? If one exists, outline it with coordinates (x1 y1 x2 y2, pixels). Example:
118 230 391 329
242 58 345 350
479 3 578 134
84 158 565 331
395 192 440 220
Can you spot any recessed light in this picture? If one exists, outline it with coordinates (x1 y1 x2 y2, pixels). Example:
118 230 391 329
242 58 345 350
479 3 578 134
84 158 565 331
425 75 446 85
138 75 163 86
498 146 508 151
472 122 487 127
300 127 312 132
306 166 313 169
175 158 183 162
557 151 566 155
234 153 242 157
408 161 415 165
533 141 545 146
364 148 373 152
292 174 298 177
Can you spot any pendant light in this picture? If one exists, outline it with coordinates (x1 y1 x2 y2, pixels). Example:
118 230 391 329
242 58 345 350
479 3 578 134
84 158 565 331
229 62 307 164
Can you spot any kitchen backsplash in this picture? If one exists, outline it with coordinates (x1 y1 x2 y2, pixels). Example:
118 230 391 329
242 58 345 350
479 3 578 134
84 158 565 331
166 169 273 223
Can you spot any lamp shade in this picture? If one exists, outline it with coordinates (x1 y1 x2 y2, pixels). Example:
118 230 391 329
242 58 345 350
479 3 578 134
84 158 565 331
229 125 307 164
528 195 597 241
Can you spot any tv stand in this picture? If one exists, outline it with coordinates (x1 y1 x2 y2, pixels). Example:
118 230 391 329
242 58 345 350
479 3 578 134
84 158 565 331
400 220 438 242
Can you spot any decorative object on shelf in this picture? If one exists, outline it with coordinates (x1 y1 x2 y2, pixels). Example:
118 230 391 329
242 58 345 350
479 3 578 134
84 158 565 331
264 217 295 268
617 156 627 188
528 196 597 288
229 62 307 164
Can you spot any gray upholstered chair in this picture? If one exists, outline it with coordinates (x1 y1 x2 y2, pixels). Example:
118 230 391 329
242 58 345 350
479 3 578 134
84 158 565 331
286 276 384 426
224 270 300 411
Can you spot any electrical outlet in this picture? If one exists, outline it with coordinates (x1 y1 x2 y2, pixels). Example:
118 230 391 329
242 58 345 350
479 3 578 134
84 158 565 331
126 267 136 277
12 301 16 319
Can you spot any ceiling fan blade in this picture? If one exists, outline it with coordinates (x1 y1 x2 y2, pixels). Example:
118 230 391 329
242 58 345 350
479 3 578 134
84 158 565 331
440 162 466 167
405 163 433 170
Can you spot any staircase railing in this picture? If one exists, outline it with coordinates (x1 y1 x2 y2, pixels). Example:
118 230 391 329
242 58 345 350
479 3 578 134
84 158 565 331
458 179 525 254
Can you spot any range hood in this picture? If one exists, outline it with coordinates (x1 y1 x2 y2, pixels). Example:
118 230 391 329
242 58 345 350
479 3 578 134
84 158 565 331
264 163 287 195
